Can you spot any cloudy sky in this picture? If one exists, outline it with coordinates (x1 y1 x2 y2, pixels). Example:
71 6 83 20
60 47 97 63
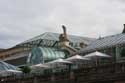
0 0 125 48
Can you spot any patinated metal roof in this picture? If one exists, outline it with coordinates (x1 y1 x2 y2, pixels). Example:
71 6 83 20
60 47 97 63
80 33 125 53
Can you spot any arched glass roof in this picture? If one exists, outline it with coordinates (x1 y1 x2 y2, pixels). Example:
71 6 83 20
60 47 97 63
28 47 66 65
0 61 17 71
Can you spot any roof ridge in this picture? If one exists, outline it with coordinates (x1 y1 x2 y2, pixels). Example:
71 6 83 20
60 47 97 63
97 33 123 40
42 32 95 39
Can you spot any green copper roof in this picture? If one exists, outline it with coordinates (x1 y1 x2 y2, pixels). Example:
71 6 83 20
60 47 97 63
28 47 66 65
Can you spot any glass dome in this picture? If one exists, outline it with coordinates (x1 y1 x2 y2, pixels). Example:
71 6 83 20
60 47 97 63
0 61 17 71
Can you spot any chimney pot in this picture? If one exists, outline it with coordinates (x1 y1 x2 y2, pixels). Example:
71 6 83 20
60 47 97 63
122 24 125 33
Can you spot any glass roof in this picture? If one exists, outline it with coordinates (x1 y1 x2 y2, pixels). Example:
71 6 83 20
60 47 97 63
28 47 66 65
0 61 17 71
17 32 95 47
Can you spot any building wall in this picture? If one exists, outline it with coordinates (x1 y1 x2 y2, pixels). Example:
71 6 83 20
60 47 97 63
4 51 30 66
5 56 27 66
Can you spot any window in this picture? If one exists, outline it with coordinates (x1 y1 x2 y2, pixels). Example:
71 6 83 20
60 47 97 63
120 47 125 57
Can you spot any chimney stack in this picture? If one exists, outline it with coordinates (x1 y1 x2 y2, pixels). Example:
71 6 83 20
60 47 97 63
80 42 84 48
122 24 125 33
62 25 69 41
59 25 69 47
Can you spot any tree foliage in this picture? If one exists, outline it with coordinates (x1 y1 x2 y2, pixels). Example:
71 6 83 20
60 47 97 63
20 66 31 74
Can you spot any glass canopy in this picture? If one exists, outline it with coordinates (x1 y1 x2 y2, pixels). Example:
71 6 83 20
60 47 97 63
28 47 66 65
0 61 17 71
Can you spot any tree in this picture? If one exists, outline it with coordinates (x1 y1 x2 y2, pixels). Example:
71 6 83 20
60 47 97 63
20 66 31 74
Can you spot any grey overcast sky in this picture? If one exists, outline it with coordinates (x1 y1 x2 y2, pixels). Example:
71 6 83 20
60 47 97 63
0 0 125 48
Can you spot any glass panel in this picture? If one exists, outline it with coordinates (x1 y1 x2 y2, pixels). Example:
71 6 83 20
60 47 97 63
29 47 66 65
0 61 17 71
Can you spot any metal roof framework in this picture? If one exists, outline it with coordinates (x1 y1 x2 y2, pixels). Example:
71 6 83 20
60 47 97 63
16 32 95 48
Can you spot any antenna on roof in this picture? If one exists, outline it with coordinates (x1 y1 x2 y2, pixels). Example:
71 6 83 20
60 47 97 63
122 24 125 33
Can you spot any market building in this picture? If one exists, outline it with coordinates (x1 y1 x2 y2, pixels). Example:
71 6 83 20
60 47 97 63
80 24 125 64
0 25 125 83
0 25 95 66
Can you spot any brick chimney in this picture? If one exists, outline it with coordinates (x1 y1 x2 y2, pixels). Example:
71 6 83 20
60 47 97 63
122 24 125 33
62 25 69 41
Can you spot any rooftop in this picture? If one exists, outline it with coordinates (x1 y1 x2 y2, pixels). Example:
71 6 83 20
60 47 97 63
80 33 125 53
17 32 95 47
